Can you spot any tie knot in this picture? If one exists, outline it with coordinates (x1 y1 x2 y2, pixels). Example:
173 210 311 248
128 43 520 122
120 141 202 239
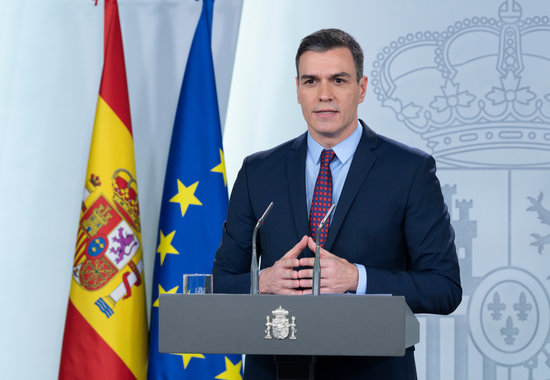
320 149 336 167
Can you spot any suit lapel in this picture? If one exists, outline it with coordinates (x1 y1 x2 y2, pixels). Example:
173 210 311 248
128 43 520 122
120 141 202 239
286 133 309 239
325 122 378 251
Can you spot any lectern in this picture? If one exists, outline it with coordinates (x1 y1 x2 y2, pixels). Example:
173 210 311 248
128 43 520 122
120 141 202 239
159 294 419 379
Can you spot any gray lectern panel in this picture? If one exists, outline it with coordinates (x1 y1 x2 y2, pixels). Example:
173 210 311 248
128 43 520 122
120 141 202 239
159 294 419 357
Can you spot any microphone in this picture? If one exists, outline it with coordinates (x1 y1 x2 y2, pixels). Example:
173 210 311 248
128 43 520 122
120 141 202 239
250 201 274 294
312 204 335 295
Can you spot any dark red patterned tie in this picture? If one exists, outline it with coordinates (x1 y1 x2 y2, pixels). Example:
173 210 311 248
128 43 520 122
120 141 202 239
309 149 336 247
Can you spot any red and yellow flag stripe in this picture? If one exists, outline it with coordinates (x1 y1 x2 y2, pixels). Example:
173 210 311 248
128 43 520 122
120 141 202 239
59 1 147 379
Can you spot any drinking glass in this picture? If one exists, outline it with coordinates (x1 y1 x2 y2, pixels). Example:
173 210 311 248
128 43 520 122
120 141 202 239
183 273 213 294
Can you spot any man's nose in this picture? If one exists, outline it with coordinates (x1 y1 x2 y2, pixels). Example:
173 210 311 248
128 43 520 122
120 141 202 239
318 81 333 101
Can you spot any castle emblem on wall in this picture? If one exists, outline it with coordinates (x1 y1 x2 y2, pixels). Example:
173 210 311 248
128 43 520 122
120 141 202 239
372 1 550 378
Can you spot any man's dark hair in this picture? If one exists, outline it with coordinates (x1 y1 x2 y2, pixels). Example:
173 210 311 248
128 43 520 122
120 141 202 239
295 28 364 82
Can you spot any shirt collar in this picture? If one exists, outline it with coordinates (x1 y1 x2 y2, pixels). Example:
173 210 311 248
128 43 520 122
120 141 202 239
307 123 363 164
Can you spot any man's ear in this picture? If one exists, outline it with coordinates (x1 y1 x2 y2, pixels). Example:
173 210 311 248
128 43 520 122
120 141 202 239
296 76 301 104
359 76 368 102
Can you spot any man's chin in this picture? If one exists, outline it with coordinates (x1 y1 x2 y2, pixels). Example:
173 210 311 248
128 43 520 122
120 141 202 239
307 121 358 146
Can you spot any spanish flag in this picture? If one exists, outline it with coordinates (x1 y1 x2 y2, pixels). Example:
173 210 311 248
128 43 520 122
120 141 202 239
59 0 148 379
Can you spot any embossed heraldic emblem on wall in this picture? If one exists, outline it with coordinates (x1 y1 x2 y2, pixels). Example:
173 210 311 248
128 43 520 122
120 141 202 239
72 169 143 318
371 1 550 379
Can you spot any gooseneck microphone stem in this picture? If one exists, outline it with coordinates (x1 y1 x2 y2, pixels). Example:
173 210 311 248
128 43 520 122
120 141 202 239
312 204 335 296
251 202 274 294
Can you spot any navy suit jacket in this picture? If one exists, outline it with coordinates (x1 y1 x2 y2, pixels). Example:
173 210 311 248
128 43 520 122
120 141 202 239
213 121 462 380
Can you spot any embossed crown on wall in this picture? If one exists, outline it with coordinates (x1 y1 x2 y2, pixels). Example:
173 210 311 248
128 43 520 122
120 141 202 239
371 0 550 167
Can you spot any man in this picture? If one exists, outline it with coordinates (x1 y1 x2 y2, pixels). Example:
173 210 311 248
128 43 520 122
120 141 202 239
213 28 461 379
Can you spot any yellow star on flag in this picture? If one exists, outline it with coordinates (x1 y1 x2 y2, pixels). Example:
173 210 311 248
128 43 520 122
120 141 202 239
157 230 179 265
172 353 205 369
153 284 178 307
211 148 227 186
215 356 243 380
170 179 202 217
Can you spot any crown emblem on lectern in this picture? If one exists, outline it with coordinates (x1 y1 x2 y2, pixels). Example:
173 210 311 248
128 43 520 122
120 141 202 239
371 0 550 167
265 306 297 340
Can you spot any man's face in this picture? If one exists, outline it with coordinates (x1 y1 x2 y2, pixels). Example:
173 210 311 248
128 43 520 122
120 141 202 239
296 47 367 148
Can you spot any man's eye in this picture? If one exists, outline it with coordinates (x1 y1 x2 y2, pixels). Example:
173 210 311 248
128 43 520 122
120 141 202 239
335 78 344 84
305 79 315 84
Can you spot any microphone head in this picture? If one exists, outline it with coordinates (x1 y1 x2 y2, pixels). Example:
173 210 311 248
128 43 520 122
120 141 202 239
315 204 335 245
255 201 274 229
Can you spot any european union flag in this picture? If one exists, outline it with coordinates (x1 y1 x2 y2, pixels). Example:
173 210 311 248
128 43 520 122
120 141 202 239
147 0 242 378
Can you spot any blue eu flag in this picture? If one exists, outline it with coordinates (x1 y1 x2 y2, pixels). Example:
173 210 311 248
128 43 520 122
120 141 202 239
147 0 242 378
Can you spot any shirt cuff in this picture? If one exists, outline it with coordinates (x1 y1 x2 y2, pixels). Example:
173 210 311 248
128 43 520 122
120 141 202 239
354 263 367 294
